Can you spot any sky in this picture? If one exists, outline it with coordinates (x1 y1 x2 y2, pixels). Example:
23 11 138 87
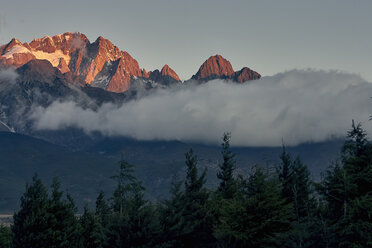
0 0 371 81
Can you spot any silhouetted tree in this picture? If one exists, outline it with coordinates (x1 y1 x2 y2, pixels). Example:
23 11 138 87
12 175 51 248
217 132 237 199
0 225 12 248
80 206 105 248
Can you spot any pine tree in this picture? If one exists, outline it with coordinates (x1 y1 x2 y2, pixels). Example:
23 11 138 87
47 177 80 248
106 156 160 247
181 149 215 247
0 225 12 248
95 191 110 227
338 122 372 247
106 156 137 248
278 145 294 204
111 156 136 216
318 121 372 247
217 132 237 199
12 174 51 248
278 147 321 247
215 166 293 247
160 178 185 246
80 206 105 248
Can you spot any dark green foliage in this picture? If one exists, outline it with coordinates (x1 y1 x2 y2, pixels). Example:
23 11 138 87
95 191 111 227
80 206 105 248
342 121 372 198
12 175 81 248
278 147 313 219
106 157 161 248
277 146 324 247
0 225 12 248
159 178 185 246
217 132 237 199
12 174 51 248
181 149 214 247
158 150 214 247
111 157 137 216
47 178 80 248
318 121 372 247
8 129 372 247
215 166 293 247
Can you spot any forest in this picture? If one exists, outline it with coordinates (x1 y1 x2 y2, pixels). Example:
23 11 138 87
0 122 371 248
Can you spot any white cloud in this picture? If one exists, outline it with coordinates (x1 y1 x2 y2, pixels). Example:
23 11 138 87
0 68 18 83
29 69 372 146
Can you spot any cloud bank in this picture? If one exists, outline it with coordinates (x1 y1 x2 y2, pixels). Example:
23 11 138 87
30 70 372 146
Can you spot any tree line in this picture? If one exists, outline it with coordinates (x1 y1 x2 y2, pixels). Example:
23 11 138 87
0 122 371 247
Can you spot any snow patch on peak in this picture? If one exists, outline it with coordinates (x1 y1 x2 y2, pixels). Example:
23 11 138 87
2 45 71 68
32 50 70 67
3 45 32 59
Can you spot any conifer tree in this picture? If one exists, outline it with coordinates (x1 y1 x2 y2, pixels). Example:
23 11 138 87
318 121 372 247
278 145 294 203
160 178 185 246
80 206 105 248
0 225 12 248
216 166 293 247
47 177 80 248
111 156 136 216
278 147 321 247
95 191 111 227
217 132 237 199
182 149 214 247
106 156 160 247
12 174 51 248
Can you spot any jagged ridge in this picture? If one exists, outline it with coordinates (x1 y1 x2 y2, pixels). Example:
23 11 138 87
0 33 260 92
0 32 181 92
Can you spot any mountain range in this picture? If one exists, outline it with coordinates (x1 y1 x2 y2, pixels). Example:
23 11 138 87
0 32 260 93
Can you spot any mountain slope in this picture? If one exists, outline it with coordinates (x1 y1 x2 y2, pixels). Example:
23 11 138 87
0 132 118 212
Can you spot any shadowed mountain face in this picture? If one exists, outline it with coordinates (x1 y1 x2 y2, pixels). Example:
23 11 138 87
0 132 117 212
0 131 343 213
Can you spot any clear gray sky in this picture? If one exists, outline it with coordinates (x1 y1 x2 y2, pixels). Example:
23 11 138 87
0 0 371 81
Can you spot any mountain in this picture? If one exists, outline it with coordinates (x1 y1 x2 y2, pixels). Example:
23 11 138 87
0 131 118 212
0 33 260 93
0 131 343 212
0 32 182 93
0 58 132 138
192 54 261 82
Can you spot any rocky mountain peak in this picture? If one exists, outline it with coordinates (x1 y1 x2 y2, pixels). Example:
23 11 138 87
161 64 181 81
0 32 260 92
192 54 235 81
233 67 261 83
1 38 23 54
191 54 260 83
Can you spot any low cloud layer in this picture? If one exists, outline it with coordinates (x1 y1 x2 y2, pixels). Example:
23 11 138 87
30 70 372 146
0 68 18 83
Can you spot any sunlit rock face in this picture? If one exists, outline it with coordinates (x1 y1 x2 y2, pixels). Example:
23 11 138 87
192 54 260 82
0 33 260 92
